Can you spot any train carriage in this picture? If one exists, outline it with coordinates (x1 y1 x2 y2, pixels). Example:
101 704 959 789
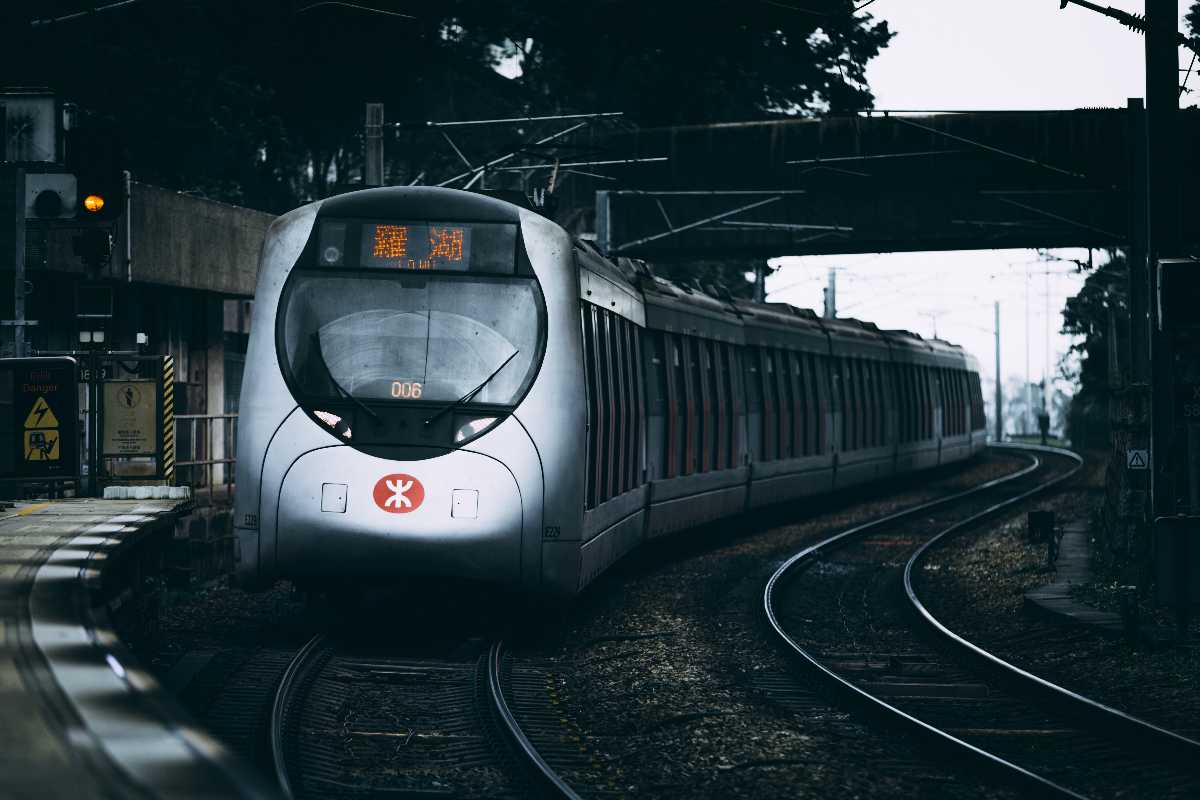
234 187 987 597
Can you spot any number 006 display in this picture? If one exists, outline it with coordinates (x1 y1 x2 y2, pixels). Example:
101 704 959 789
391 381 423 399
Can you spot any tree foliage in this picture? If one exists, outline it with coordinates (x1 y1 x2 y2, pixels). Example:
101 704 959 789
1060 251 1127 447
2 1 892 212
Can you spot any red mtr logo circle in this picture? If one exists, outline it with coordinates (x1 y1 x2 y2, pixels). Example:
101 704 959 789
372 474 425 513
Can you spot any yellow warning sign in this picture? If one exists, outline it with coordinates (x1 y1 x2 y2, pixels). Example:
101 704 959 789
24 429 60 461
23 396 58 430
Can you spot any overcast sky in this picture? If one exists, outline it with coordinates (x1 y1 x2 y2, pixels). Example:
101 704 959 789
765 1 1195 433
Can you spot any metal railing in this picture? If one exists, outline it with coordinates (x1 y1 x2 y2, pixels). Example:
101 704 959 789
175 413 237 500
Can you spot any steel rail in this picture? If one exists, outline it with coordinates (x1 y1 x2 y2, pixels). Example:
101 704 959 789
270 633 328 800
271 635 579 800
905 444 1200 769
487 641 584 800
764 449 1088 799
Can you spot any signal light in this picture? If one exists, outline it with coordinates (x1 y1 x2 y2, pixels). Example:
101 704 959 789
82 194 105 213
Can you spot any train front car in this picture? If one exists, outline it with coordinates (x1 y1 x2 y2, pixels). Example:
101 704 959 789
233 188 585 595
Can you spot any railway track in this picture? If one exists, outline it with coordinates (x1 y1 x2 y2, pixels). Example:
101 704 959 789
764 445 1200 799
270 634 583 800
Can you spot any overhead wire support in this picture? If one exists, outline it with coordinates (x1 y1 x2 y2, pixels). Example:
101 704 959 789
397 112 624 130
1056 0 1200 57
435 121 591 188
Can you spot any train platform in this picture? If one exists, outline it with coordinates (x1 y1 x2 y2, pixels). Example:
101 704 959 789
0 496 272 800
1023 520 1125 633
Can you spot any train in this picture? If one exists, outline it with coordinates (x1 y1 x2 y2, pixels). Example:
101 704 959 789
233 187 988 596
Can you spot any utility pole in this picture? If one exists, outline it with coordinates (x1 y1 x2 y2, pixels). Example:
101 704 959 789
1128 98 1150 386
1025 265 1032 434
823 268 837 319
365 103 384 187
1044 263 1051 415
1146 0 1180 519
995 301 1003 443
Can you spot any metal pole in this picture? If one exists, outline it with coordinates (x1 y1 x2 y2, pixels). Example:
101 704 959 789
11 168 25 359
995 301 1003 443
1025 266 1032 434
365 103 384 187
1146 0 1180 518
1128 98 1150 386
824 268 837 319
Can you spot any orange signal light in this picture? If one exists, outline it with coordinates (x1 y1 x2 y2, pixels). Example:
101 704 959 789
83 194 105 213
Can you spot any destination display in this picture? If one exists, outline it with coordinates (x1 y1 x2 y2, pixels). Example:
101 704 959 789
361 223 471 270
316 220 517 273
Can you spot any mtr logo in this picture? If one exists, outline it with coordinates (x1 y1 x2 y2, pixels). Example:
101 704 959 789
373 474 425 513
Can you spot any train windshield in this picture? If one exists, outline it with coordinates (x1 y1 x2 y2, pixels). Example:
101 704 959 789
281 273 543 406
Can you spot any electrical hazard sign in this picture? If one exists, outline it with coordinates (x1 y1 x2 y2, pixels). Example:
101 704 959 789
0 358 78 478
23 396 61 462
24 429 59 461
23 396 59 430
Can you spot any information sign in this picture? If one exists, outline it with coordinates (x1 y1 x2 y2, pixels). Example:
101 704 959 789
102 380 157 456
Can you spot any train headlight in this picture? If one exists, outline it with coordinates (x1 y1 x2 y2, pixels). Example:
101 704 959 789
452 415 499 444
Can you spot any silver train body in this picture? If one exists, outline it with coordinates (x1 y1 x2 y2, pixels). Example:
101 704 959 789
234 187 987 596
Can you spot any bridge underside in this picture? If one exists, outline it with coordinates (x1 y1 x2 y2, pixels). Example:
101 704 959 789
575 110 1200 259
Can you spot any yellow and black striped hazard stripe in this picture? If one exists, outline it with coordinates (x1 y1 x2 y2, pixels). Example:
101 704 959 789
162 356 175 484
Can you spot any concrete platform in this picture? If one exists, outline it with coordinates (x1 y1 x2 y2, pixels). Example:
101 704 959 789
0 497 274 799
1024 521 1124 634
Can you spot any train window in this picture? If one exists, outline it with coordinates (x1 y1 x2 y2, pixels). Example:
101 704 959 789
728 346 744 466
863 360 875 448
773 351 790 460
597 310 614 501
672 333 691 474
761 349 778 461
907 367 916 441
875 361 887 446
789 353 804 458
865 361 876 447
901 365 911 441
281 274 543 407
810 354 824 455
713 343 729 470
609 314 628 494
582 307 599 509
704 341 721 471
950 369 960 435
960 371 969 434
799 354 813 455
849 362 859 453
971 372 985 430
689 338 704 474
744 347 762 462
643 331 666 480
630 323 644 489
665 335 683 478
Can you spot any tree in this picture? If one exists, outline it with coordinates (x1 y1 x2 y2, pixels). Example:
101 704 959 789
2 1 894 212
1060 251 1127 448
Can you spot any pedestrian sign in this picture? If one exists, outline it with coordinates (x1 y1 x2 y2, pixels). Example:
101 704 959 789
1127 449 1149 470
23 396 58 429
24 429 59 461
